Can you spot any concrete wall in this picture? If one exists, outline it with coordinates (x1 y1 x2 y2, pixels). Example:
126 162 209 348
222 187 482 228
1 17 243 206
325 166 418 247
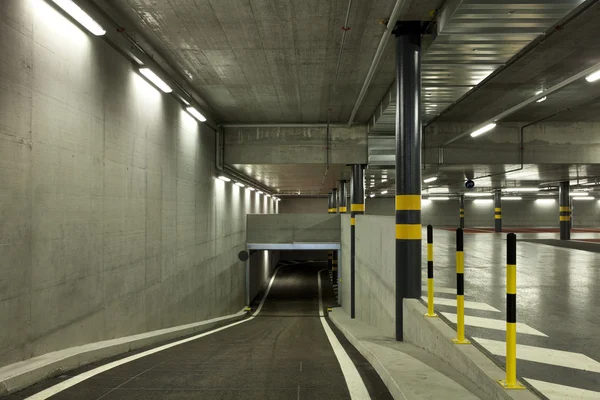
247 214 341 243
0 0 276 368
248 250 280 304
280 197 326 213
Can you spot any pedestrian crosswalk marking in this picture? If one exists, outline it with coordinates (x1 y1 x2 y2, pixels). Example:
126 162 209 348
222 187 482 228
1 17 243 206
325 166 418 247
421 296 500 312
441 313 547 337
524 378 600 399
474 338 600 373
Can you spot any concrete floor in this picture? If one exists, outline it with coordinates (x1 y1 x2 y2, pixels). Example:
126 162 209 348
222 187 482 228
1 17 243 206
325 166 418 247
6 263 392 400
423 228 600 398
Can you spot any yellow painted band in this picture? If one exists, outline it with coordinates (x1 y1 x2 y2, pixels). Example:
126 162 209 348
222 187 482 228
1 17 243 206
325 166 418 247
507 264 516 294
339 207 347 212
495 215 502 219
350 217 356 225
560 206 570 212
427 243 433 261
427 278 434 314
560 216 571 221
495 208 501 212
506 322 517 385
460 208 465 212
395 195 421 211
351 204 365 212
456 251 464 273
328 208 335 213
396 224 422 240
332 260 338 264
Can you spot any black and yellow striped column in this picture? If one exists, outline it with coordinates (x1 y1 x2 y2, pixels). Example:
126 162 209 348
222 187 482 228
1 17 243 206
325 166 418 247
394 21 422 342
350 164 364 319
498 233 525 389
452 228 470 344
494 190 502 233
559 181 570 240
425 225 437 317
459 195 465 229
338 180 348 213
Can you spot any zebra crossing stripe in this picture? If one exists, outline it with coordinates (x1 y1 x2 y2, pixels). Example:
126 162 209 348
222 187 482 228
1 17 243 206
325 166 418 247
524 378 600 399
421 296 500 312
474 338 600 373
441 313 547 337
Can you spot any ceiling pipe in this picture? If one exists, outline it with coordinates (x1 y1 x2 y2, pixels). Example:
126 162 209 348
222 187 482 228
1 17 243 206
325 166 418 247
221 123 349 128
347 0 411 126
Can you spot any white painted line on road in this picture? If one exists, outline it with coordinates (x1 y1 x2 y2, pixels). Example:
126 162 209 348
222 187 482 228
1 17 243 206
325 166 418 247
475 338 600 373
524 378 600 399
421 296 500 312
318 270 371 400
442 313 547 337
422 285 457 295
25 268 284 400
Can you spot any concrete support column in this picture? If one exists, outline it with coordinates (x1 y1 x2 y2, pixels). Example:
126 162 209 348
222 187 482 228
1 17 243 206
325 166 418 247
459 195 465 229
494 190 502 233
338 180 348 213
331 188 339 284
350 165 365 319
394 21 422 341
332 188 338 213
328 193 334 274
559 181 571 240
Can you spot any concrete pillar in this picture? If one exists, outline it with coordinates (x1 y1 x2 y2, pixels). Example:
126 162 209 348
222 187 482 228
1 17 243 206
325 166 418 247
394 21 422 341
332 188 338 213
559 181 571 240
494 190 502 233
350 165 365 319
459 195 465 229
338 180 348 213
328 193 334 274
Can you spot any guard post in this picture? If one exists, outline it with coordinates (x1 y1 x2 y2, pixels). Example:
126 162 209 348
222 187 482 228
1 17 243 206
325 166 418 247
425 225 437 317
453 228 470 344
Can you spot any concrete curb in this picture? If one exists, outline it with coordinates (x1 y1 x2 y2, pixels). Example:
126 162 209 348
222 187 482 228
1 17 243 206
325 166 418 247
403 299 539 400
0 310 247 397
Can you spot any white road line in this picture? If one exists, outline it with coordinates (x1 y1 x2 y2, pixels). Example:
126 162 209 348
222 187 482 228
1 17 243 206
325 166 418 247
25 269 283 400
524 378 600 399
422 285 457 295
474 338 600 373
441 313 547 337
421 296 500 312
318 270 371 400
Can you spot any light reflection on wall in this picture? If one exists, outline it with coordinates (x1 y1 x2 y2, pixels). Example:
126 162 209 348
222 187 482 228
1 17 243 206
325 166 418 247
34 0 90 46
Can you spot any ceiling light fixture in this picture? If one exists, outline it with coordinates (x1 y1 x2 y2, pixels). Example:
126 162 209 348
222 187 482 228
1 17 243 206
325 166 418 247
470 123 497 138
586 69 600 83
573 196 594 201
186 107 207 122
501 188 539 192
381 190 388 195
424 176 438 183
52 0 106 36
139 68 172 93
234 182 245 188
217 176 230 182
369 194 375 198
535 199 555 204
535 90 544 95
536 96 547 103
465 192 492 197
473 199 494 204
501 196 522 200
248 187 255 191
569 192 588 196
430 197 450 200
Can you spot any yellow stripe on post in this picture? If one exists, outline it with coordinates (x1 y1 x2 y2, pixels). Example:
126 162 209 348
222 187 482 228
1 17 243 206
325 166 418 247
507 264 516 294
350 218 356 225
427 243 433 262
396 224 422 240
456 251 464 273
560 206 570 212
395 195 421 210
495 215 502 219
560 216 571 221
495 208 501 212
351 204 365 212
339 207 347 212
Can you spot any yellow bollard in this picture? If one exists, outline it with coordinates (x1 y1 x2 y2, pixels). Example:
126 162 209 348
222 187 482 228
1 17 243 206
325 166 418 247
498 233 525 389
452 228 470 344
425 225 437 317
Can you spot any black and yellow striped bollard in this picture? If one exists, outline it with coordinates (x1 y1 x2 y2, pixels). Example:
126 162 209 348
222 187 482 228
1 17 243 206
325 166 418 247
498 233 525 389
425 225 437 317
452 228 470 344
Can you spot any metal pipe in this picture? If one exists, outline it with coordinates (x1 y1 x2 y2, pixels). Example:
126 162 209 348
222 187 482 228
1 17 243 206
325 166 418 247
559 182 571 240
348 0 410 126
221 123 350 128
350 165 364 319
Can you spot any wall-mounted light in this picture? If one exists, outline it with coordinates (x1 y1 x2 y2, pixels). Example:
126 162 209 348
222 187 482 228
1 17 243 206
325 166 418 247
52 0 106 36
535 199 555 205
470 123 497 138
369 194 375 198
573 197 594 201
502 187 539 192
424 176 438 183
586 69 600 83
248 187 256 191
430 197 450 201
139 68 172 93
465 192 492 197
186 107 206 122
217 176 231 182
473 199 494 204
381 190 388 195
569 192 588 197
234 182 245 187
501 196 522 200
536 96 547 103
257 190 263 194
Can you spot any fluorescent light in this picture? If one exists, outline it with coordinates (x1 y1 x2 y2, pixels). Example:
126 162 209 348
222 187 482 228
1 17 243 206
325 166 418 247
573 197 594 201
185 107 207 122
266 194 271 197
369 194 375 198
424 176 438 183
501 187 539 192
257 190 263 194
535 90 544 95
52 0 106 36
381 190 388 195
217 175 230 182
430 197 450 200
536 96 547 103
586 69 600 83
138 68 172 93
535 199 555 204
465 192 492 197
422 199 431 206
248 187 255 191
234 182 245 187
502 196 522 200
473 199 493 204
570 192 588 197
470 123 497 138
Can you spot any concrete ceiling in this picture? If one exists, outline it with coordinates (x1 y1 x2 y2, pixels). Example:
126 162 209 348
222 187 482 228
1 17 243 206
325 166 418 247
105 0 443 124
